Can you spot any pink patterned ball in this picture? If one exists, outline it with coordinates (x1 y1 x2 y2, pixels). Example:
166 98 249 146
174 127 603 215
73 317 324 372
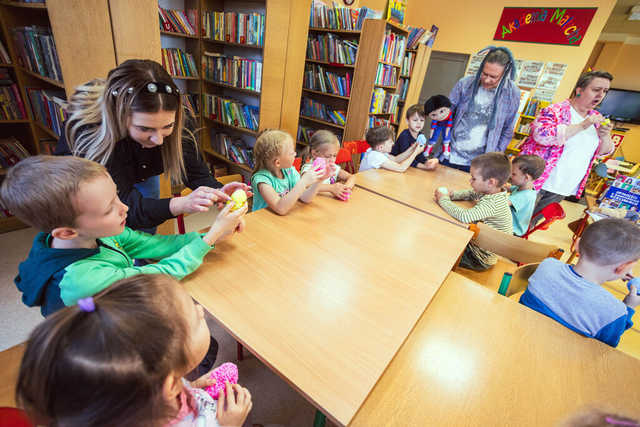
204 362 239 399
312 157 327 171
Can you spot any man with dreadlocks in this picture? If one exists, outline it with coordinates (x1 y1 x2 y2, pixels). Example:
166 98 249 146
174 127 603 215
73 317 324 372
443 46 520 172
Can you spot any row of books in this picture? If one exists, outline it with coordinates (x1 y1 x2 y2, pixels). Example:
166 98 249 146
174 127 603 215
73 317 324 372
27 88 68 137
161 48 198 78
202 11 265 47
306 33 358 65
522 99 548 117
406 26 432 50
38 137 57 155
0 137 29 174
0 70 26 120
202 52 262 92
211 133 254 169
12 26 63 82
303 64 351 97
397 78 409 101
202 93 259 131
297 125 316 144
368 116 390 128
375 63 397 87
516 122 531 135
300 97 346 126
370 88 401 122
159 7 197 36
401 51 415 76
182 94 199 118
0 39 9 64
379 30 406 66
309 1 359 31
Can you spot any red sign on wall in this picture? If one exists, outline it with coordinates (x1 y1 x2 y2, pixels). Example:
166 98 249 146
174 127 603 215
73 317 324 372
493 7 597 46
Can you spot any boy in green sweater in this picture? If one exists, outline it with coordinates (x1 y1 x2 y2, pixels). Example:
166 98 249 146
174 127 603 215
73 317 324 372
434 152 512 271
1 155 246 316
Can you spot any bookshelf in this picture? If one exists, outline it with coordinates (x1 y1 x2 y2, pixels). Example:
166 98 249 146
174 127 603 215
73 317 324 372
395 44 432 135
506 95 550 155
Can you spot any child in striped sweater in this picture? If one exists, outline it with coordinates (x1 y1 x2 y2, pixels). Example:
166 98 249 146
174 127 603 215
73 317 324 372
434 152 513 270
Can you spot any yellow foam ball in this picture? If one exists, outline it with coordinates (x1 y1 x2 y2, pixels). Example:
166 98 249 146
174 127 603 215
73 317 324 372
226 189 247 211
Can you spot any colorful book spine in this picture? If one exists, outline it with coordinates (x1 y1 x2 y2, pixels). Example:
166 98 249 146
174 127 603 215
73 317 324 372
303 64 351 97
379 29 406 66
397 78 409 101
12 26 63 82
370 88 400 122
211 132 255 168
202 11 265 46
300 97 346 126
182 94 199 118
401 51 415 76
368 116 391 128
26 88 67 136
309 1 359 30
306 33 358 65
406 26 427 49
202 52 262 92
158 7 197 35
375 63 397 86
202 93 259 131
0 39 10 64
161 48 199 78
0 137 29 175
297 125 317 143
0 70 27 120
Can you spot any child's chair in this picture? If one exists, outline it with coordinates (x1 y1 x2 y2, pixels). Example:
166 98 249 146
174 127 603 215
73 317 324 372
0 408 33 427
498 262 540 298
521 202 565 239
454 222 563 292
343 140 370 173
293 157 302 172
335 147 355 173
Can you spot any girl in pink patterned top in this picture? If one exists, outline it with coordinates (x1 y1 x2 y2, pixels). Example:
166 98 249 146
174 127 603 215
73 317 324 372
15 274 252 427
519 71 615 219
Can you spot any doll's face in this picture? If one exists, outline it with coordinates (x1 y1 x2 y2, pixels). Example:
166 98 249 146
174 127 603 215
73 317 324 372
429 107 450 122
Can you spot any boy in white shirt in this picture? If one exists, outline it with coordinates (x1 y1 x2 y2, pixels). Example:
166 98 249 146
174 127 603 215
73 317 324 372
359 126 424 172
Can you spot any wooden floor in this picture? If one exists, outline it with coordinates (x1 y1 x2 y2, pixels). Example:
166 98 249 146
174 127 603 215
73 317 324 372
501 199 640 359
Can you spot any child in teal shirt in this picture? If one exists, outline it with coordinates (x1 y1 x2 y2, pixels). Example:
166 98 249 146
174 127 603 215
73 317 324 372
251 129 327 214
509 155 546 236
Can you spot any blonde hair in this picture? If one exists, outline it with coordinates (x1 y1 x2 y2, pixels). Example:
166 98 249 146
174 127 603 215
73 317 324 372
64 59 188 185
252 129 293 174
302 129 339 162
0 155 108 232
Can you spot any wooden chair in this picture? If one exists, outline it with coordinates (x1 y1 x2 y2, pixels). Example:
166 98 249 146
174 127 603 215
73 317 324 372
498 262 540 297
454 222 563 291
343 140 370 173
335 147 355 174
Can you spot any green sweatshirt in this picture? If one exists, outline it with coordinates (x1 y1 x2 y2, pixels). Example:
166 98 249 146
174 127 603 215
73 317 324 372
59 227 212 306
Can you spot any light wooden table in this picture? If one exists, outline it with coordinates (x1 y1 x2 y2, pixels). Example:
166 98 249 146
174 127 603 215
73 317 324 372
356 166 471 225
183 190 472 426
350 272 640 426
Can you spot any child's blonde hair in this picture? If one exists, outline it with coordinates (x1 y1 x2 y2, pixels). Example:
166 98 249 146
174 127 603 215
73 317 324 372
302 129 339 162
16 274 191 427
0 155 108 232
252 129 293 173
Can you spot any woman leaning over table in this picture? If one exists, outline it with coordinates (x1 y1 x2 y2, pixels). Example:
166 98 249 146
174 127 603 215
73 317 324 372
56 59 250 232
519 70 615 220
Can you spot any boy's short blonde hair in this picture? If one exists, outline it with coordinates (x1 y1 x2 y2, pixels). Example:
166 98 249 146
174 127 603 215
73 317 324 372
365 126 394 149
470 152 511 186
579 218 640 266
0 155 108 232
513 155 545 180
405 104 425 120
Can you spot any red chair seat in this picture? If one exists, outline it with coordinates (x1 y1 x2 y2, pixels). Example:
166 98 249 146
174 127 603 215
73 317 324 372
0 407 33 427
522 202 566 239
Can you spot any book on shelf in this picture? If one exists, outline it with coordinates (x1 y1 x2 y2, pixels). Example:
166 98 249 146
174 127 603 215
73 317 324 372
12 26 63 82
203 93 259 131
306 33 358 65
0 39 10 64
400 50 414 76
38 137 57 154
297 125 316 143
26 88 68 137
368 116 390 128
516 122 531 135
303 64 351 97
397 78 409 101
370 88 400 122
309 1 359 30
182 93 199 118
161 48 198 78
375 63 397 86
202 11 265 46
0 70 27 120
301 97 346 126
355 7 383 30
386 0 406 25
202 51 262 92
211 132 254 169
0 137 29 175
522 98 549 117
158 7 198 35
406 26 434 49
379 29 406 66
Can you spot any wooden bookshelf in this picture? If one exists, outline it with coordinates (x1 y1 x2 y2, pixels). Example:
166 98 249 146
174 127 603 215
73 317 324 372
0 1 46 9
308 27 360 35
161 30 198 39
305 58 355 68
300 114 345 130
302 88 349 100
396 43 432 135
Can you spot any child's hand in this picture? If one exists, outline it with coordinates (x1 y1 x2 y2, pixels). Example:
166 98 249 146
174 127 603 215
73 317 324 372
624 284 640 308
433 187 451 203
425 158 439 170
331 183 350 200
191 370 218 389
301 166 325 186
413 142 425 153
221 182 253 205
170 186 230 215
204 203 248 245
216 381 252 427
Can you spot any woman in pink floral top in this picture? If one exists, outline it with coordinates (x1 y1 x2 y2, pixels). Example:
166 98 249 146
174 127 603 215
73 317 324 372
519 71 615 220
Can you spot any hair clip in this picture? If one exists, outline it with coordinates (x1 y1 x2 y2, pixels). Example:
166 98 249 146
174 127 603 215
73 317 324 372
77 297 95 313
127 87 134 94
605 417 640 426
146 82 158 93
111 89 119 96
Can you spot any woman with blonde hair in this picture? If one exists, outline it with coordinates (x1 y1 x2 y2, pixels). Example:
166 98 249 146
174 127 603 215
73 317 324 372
56 59 249 230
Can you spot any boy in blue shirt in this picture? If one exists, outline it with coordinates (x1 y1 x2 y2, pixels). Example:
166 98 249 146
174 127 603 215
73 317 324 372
391 104 438 170
508 155 545 236
520 218 640 347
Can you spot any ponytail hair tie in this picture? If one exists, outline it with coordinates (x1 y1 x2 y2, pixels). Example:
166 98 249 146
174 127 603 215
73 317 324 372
77 297 95 313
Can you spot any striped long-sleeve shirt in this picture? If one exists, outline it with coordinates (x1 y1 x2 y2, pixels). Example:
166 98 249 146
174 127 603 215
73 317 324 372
439 190 512 268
